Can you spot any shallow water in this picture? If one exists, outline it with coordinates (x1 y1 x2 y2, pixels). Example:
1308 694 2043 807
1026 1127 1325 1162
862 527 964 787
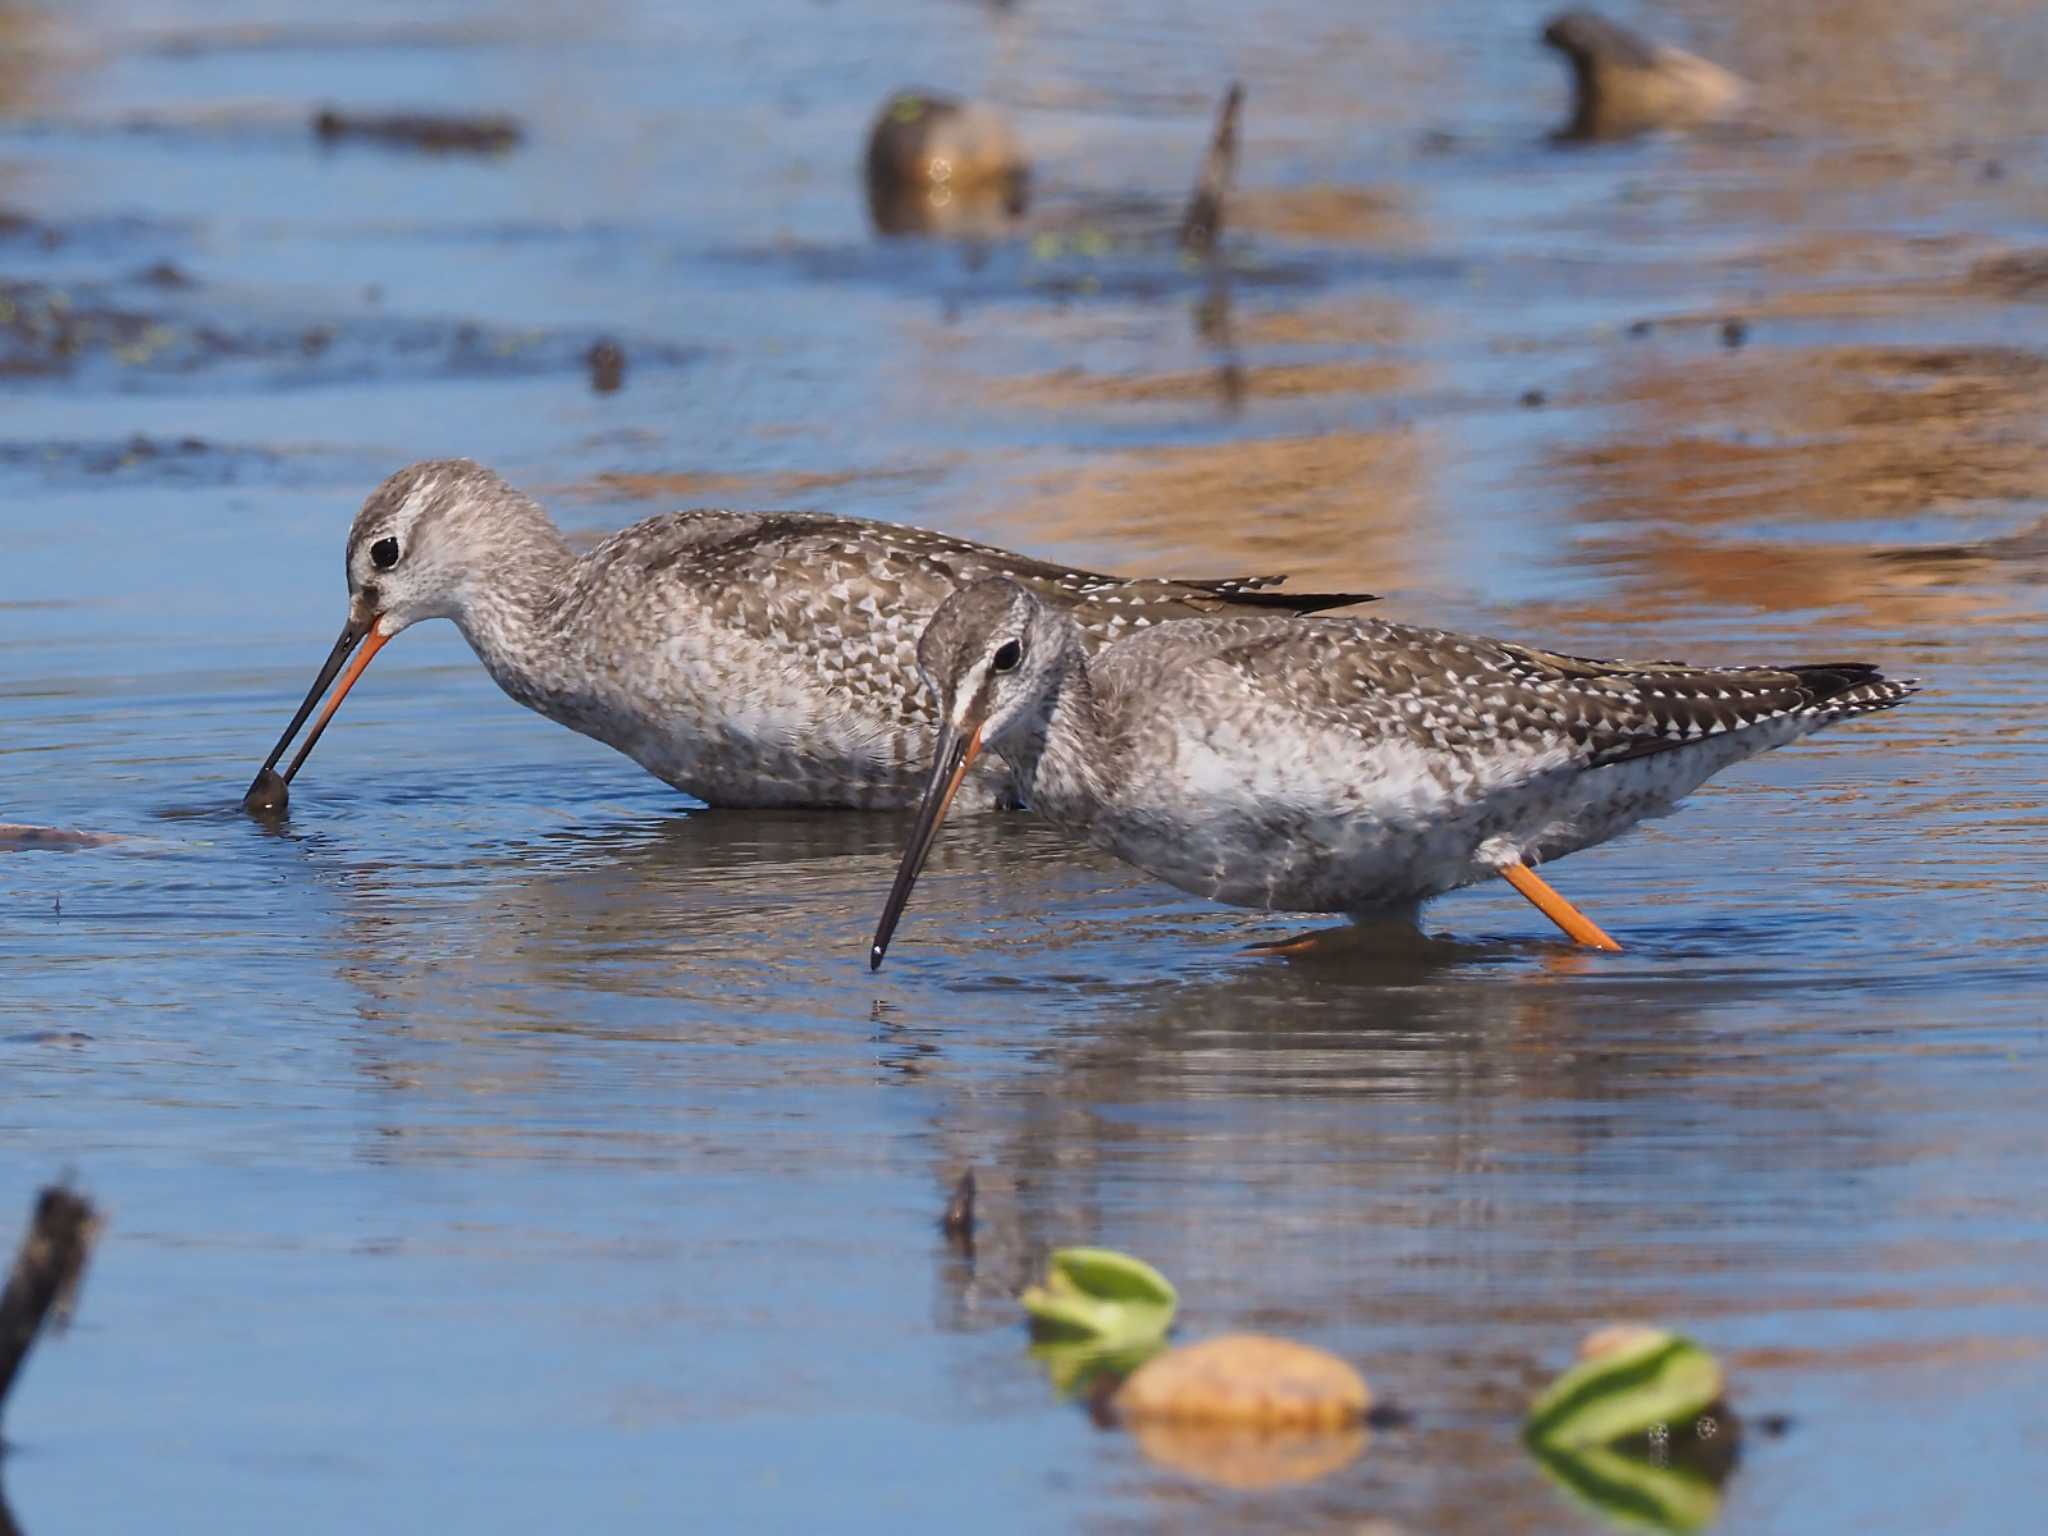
4 0 2047 1530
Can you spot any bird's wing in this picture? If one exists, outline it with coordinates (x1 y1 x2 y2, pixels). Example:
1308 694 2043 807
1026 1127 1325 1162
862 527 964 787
626 509 1372 638
1108 615 1916 768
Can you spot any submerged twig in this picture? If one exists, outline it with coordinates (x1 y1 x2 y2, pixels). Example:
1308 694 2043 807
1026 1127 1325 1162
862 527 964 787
0 1185 102 1417
1179 82 1244 255
941 1169 977 1247
312 108 523 154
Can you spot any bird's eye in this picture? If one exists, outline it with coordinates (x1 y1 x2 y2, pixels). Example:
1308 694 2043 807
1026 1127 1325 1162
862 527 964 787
370 537 400 571
990 639 1023 674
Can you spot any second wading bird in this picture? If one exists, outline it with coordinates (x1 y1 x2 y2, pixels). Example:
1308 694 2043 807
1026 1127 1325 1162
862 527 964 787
870 580 1918 966
242 460 1369 813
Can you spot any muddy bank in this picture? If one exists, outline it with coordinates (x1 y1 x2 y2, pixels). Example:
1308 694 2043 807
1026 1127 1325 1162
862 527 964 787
0 824 123 851
1000 430 1424 589
0 273 696 389
1564 343 2048 524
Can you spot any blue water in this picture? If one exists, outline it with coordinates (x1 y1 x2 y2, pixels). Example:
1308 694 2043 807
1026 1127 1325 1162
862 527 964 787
4 0 2048 1530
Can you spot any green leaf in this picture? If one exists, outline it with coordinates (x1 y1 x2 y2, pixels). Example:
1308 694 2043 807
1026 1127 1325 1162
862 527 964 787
1047 1248 1177 1308
1525 1330 1725 1449
1019 1247 1177 1348
1528 1439 1723 1534
1018 1283 1119 1342
1031 1337 1166 1398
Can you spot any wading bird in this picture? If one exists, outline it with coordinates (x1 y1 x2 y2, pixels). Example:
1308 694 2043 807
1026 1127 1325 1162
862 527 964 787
244 460 1370 813
871 579 1916 965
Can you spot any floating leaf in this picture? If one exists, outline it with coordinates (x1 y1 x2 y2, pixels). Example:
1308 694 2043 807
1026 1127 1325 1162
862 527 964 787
1020 1246 1176 1347
1031 1336 1166 1399
1528 1440 1723 1535
1046 1248 1176 1309
1525 1327 1725 1450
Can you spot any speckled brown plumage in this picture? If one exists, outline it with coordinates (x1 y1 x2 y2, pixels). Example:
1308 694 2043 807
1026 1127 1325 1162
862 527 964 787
315 459 1372 808
906 579 1919 922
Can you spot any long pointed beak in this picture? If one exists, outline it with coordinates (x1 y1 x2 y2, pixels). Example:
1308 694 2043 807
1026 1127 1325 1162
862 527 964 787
240 612 391 810
870 722 983 971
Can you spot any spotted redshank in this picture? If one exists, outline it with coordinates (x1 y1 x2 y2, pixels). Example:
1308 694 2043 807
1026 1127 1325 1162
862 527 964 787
244 460 1370 812
870 579 1918 964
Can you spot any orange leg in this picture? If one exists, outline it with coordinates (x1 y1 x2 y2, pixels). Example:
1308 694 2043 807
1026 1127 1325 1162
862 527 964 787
1243 933 1325 957
1499 863 1622 952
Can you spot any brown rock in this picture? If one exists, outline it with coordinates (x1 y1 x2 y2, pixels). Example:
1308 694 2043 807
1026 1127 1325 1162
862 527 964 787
864 89 1029 237
1542 10 1748 141
1116 1332 1371 1428
1130 1419 1367 1490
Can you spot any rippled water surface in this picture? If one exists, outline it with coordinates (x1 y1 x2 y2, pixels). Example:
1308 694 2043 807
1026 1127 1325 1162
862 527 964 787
4 0 2046 1530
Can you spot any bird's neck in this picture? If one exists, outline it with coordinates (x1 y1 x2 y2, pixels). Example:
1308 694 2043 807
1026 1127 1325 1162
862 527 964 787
1004 643 1110 829
448 501 584 717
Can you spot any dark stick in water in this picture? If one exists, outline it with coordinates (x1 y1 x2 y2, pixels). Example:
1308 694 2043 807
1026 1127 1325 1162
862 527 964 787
313 108 523 154
1179 82 1244 255
0 1184 102 1417
940 1169 977 1244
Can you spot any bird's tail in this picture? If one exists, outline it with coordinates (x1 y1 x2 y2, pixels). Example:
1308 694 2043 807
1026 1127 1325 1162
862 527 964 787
1782 663 1922 719
1179 575 1374 614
